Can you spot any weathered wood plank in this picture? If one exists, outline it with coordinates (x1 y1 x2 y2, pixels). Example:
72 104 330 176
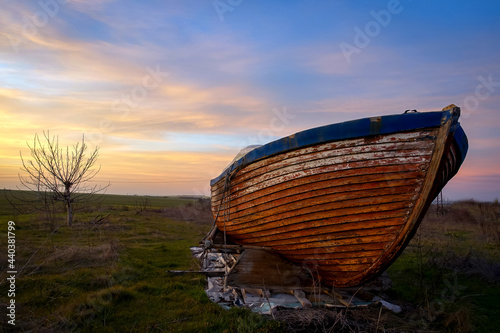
229 210 406 239
226 248 313 290
251 231 398 250
359 116 454 283
221 193 415 230
230 217 405 244
285 249 382 261
222 201 411 234
227 177 420 214
235 225 403 248
219 183 419 221
211 129 437 193
231 140 434 186
210 147 432 199
208 114 462 287
213 170 425 210
278 241 388 255
229 153 430 194
212 157 429 206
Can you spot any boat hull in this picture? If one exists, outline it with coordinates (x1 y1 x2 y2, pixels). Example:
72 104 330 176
210 107 467 287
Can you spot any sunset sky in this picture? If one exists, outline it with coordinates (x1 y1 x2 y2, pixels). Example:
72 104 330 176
1 0 499 201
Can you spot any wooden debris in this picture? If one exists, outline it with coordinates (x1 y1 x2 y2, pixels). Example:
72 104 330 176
189 245 402 315
293 290 312 307
226 248 313 290
166 270 225 277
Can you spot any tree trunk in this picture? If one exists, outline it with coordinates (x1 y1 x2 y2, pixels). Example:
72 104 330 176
64 184 73 227
66 201 73 227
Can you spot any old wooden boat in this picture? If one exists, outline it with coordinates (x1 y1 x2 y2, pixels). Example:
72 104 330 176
208 105 468 287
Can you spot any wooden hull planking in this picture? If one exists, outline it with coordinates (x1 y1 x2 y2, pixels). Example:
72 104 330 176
210 110 465 287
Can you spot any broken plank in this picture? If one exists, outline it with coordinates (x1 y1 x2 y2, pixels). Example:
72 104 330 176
166 270 225 277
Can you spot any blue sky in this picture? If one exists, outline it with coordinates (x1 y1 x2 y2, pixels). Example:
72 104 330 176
1 0 499 200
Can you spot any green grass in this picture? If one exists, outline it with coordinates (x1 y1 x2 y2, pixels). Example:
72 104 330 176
97 193 199 208
386 201 500 332
0 191 282 332
0 191 498 332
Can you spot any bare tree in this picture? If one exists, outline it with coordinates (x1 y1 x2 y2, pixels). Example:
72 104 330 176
18 131 109 226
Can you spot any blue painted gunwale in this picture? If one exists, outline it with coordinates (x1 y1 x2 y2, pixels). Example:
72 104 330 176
211 110 460 186
452 123 468 166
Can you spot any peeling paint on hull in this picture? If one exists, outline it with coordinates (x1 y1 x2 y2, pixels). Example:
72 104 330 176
210 108 467 287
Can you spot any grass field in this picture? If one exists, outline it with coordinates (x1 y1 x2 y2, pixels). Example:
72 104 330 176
1 191 499 332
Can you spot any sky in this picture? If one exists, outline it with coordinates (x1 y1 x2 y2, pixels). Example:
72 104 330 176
0 0 499 201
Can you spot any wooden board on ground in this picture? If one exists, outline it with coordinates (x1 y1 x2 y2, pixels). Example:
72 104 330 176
227 248 315 290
